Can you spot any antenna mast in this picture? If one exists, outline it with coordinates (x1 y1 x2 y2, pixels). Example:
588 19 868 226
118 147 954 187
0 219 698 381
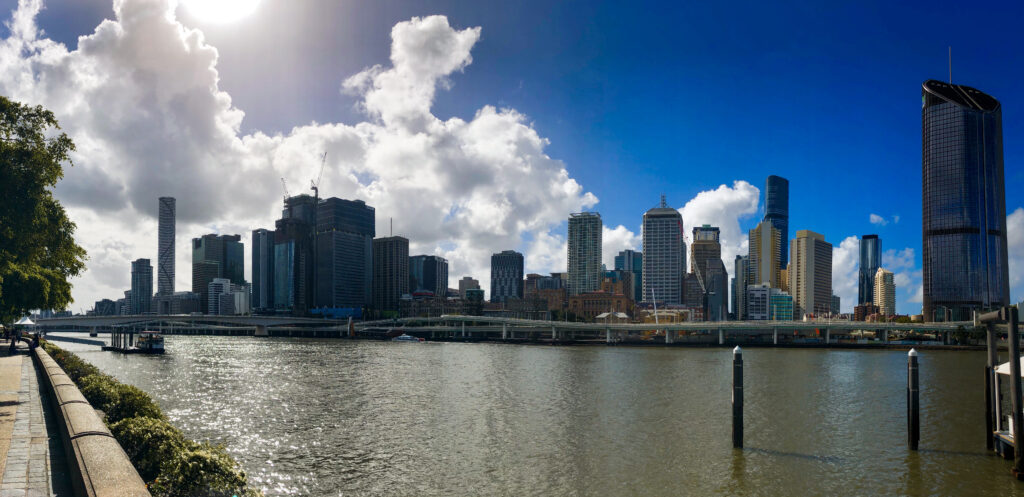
948 46 952 84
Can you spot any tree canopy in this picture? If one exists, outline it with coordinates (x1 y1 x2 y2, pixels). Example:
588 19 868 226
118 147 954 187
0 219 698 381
0 96 87 325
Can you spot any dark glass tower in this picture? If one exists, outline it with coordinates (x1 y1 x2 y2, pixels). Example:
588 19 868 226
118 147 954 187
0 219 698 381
858 235 881 305
764 175 789 268
922 80 1009 322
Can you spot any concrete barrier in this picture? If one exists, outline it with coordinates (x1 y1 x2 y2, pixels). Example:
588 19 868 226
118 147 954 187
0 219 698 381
32 346 151 497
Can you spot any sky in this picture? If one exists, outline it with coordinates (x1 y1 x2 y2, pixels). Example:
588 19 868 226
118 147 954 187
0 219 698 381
2 0 1023 315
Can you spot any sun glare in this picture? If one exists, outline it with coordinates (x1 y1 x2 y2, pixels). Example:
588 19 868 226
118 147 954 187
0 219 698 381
181 0 261 23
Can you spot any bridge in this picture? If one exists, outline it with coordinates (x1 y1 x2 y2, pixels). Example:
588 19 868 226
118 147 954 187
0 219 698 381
32 314 348 336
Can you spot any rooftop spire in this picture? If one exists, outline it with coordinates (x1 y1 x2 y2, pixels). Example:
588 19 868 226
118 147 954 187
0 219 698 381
660 194 667 208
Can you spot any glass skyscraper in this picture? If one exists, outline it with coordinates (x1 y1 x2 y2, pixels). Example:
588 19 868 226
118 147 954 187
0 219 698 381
642 196 684 304
922 80 1009 322
858 235 880 306
157 197 175 296
764 175 789 268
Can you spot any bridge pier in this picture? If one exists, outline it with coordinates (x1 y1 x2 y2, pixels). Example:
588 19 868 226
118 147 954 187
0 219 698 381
773 328 778 345
606 328 612 344
461 322 466 339
502 323 508 341
664 330 674 344
883 329 888 343
255 325 269 337
551 325 557 342
719 328 724 345
825 328 830 344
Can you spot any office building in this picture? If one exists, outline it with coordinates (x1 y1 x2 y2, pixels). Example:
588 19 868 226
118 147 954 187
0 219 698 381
748 219 782 287
409 255 448 296
372 236 409 313
491 250 524 302
274 195 316 314
732 255 749 320
874 267 895 317
831 295 841 315
642 196 685 304
157 196 175 295
747 284 771 321
316 197 375 309
152 292 201 315
567 212 602 296
764 175 789 269
208 278 232 315
93 299 117 316
193 233 244 313
854 303 880 322
769 291 794 321
704 259 729 321
858 235 881 305
788 230 832 319
922 80 1010 321
614 249 643 302
251 228 275 311
458 277 480 299
691 225 721 275
130 258 152 314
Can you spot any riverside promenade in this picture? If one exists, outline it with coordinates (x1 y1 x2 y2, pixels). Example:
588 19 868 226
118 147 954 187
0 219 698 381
0 339 72 496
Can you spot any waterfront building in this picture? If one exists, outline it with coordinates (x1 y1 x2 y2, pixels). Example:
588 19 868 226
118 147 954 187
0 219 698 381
642 196 685 304
130 258 152 314
614 249 643 302
733 255 749 320
854 303 880 322
157 196 175 295
372 236 409 313
409 255 448 296
788 230 832 319
691 225 721 275
193 233 244 313
764 175 789 269
831 294 841 315
458 277 480 299
568 290 633 321
873 267 895 317
274 195 316 315
315 197 375 309
705 259 729 321
602 271 636 302
567 212 602 296
117 291 130 316
208 278 232 315
93 299 117 316
152 291 201 315
858 235 881 305
490 250 524 303
191 260 220 314
747 283 771 321
251 228 275 311
748 219 782 287
922 79 1010 321
769 290 794 321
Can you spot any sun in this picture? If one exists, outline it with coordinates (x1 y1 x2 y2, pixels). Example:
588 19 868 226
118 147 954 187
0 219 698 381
181 0 261 23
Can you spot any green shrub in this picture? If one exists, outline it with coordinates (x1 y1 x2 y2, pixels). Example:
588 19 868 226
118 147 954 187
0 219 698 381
150 442 259 497
110 416 187 483
105 383 165 424
79 374 120 410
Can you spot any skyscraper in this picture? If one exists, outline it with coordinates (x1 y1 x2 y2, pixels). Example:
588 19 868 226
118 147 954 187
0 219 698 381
157 197 175 296
130 258 152 314
490 250 524 303
858 235 881 306
764 175 789 269
251 228 275 311
192 233 244 313
458 276 480 299
274 195 316 315
922 80 1009 321
733 254 749 320
873 267 895 317
748 219 782 287
372 236 409 313
788 230 832 319
642 197 684 304
567 212 602 296
315 197 375 309
409 255 448 296
614 249 643 302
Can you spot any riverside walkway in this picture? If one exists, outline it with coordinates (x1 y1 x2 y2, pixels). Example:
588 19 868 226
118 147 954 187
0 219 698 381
0 339 72 496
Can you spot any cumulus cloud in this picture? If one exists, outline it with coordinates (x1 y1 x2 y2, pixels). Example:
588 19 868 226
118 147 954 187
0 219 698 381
602 225 641 269
869 214 888 226
678 181 760 273
832 236 859 313
882 247 915 272
0 2 597 305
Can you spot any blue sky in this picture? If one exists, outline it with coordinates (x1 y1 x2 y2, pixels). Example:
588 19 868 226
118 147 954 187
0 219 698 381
3 0 1023 314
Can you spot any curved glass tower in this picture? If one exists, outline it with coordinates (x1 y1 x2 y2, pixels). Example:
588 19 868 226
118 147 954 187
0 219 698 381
764 175 789 268
858 235 880 306
922 80 1009 322
157 197 175 296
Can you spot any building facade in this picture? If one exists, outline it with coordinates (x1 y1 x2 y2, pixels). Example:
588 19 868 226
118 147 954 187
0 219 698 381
567 212 602 296
858 234 881 306
130 258 152 314
409 255 449 297
764 175 789 269
251 228 274 311
747 284 771 321
490 250 524 303
372 236 409 313
922 79 1010 321
748 219 782 287
788 230 833 319
769 291 794 321
193 233 244 313
157 196 175 296
614 249 643 303
458 277 480 299
315 197 375 309
642 197 685 304
873 267 895 317
733 255 749 320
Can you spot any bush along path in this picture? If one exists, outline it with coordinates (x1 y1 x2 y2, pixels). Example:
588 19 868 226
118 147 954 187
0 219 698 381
41 341 262 497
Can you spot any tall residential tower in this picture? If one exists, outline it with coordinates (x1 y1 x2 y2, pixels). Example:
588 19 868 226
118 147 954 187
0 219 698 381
642 196 684 304
764 175 789 270
858 235 881 306
157 197 175 296
567 212 602 296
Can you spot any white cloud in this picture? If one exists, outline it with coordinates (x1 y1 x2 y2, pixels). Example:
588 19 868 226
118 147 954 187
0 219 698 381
0 3 598 307
882 247 915 272
832 236 859 313
893 215 900 224
1008 208 1024 303
869 213 888 226
602 225 641 269
678 181 759 273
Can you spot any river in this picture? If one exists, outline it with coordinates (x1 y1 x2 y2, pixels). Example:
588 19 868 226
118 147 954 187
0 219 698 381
46 333 1023 496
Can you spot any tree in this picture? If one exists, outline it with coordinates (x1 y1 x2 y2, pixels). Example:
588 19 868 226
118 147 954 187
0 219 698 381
0 96 86 325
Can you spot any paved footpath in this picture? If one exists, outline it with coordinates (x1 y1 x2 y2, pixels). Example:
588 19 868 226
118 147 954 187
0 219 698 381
0 340 72 497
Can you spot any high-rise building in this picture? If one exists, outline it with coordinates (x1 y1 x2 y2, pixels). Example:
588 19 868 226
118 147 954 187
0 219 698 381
191 260 220 313
315 197 375 309
567 212 602 296
769 290 794 321
251 229 275 311
458 277 480 299
130 258 152 314
372 236 409 313
788 230 832 319
858 235 881 305
157 197 175 296
764 175 789 269
274 195 316 315
746 283 771 321
704 259 729 321
922 80 1009 321
614 249 643 301
192 233 244 313
208 278 232 315
831 294 841 315
733 255 749 320
491 250 524 303
642 196 684 304
873 267 895 317
748 219 782 287
409 255 448 296
690 225 721 275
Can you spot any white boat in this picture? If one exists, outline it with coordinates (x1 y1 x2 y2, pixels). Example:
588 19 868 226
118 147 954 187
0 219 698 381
391 334 424 343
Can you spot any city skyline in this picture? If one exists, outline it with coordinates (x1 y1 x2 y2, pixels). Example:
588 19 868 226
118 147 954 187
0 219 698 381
2 0 1022 316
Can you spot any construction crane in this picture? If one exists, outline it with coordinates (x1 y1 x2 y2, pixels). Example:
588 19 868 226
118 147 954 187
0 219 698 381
311 151 327 198
280 177 290 203
310 152 326 311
